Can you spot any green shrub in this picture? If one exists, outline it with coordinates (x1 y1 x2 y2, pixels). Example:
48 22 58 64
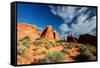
49 41 54 47
75 46 95 61
17 45 31 60
20 36 30 41
84 43 96 56
44 41 55 48
33 38 43 46
17 45 28 55
19 36 30 48
44 44 49 49
67 43 74 48
61 49 70 54
40 51 64 63
61 42 66 46
22 40 30 48
56 43 59 46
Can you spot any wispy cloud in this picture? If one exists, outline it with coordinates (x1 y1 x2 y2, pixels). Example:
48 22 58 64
49 5 96 37
71 15 96 35
49 6 77 23
77 7 88 15
59 24 69 33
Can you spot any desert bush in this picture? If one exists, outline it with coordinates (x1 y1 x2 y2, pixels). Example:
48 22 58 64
75 46 95 61
44 41 55 48
67 43 75 48
34 38 43 46
44 44 49 49
61 42 76 49
61 42 74 49
19 36 30 48
82 48 93 57
84 43 96 56
49 41 54 47
17 45 28 55
40 51 64 63
61 42 66 46
17 45 31 60
61 49 70 54
56 42 59 46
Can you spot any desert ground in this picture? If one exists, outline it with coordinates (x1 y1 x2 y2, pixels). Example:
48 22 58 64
17 23 97 65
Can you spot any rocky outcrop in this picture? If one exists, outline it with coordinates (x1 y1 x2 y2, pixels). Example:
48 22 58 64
67 36 78 43
41 25 60 41
79 34 97 45
17 23 41 42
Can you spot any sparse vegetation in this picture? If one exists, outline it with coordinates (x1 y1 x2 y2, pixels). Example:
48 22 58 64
19 36 30 48
61 42 66 46
17 36 31 60
17 45 28 55
85 43 96 56
61 49 70 54
56 42 59 46
40 51 64 63
74 44 96 61
49 41 54 47
44 44 49 49
33 38 43 46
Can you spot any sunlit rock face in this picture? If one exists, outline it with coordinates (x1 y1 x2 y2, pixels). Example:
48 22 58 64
17 23 41 42
41 25 60 41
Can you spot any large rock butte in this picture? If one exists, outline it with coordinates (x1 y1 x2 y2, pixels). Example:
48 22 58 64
41 25 60 41
79 34 97 45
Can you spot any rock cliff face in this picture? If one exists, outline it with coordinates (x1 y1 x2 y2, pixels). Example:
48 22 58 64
41 25 60 41
79 34 96 45
67 36 78 43
17 24 60 41
66 34 96 46
17 23 41 42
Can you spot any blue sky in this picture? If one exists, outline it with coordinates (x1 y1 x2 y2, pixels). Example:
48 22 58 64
17 3 63 32
17 3 97 38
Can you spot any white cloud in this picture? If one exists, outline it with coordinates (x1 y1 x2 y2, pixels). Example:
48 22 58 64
71 15 96 35
49 5 88 23
59 24 69 33
49 5 57 15
77 7 88 14
49 6 89 23
49 6 78 23
49 5 96 37
77 11 90 25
